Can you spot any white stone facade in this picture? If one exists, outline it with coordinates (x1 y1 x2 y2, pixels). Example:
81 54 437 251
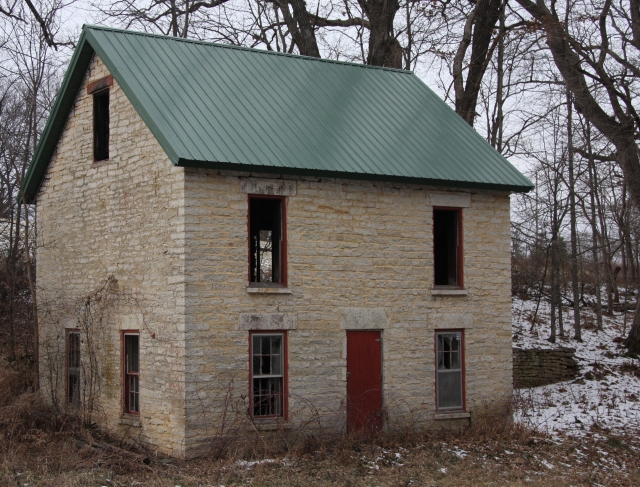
36 55 513 459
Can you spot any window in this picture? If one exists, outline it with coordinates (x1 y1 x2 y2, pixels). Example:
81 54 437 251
93 89 109 161
250 332 286 418
433 208 462 287
66 330 80 406
436 331 464 410
249 196 286 286
123 332 140 415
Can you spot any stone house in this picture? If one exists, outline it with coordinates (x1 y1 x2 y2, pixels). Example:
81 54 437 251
21 25 533 458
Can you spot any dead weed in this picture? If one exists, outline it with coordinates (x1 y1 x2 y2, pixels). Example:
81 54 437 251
0 396 638 486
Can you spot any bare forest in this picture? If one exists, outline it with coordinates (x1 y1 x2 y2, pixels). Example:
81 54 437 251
0 0 639 464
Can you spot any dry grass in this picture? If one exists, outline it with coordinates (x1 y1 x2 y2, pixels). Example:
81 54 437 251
1 394 638 487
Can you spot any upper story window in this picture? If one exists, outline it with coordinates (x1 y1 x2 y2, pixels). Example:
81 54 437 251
93 90 109 161
87 75 113 162
433 208 463 288
249 196 286 286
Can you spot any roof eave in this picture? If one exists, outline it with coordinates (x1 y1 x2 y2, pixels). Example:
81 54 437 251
19 30 95 204
177 159 534 193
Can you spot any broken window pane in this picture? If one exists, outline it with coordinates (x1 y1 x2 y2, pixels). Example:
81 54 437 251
259 230 273 282
253 377 282 417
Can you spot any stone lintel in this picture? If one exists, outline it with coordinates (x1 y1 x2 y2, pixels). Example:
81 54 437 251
340 308 388 330
238 313 297 331
428 191 471 208
117 313 144 330
240 178 297 196
430 312 473 329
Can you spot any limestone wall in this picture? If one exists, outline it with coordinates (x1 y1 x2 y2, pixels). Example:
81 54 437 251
513 347 578 388
35 55 188 457
36 53 515 459
182 171 514 455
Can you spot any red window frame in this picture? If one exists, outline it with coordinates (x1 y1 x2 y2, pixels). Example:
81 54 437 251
66 328 81 406
249 331 288 419
122 330 140 416
434 329 466 412
247 195 287 287
432 207 464 289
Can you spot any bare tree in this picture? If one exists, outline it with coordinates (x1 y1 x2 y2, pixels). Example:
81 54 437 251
0 0 68 388
515 0 640 353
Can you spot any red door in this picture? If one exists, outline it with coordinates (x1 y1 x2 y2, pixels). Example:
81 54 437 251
347 331 382 433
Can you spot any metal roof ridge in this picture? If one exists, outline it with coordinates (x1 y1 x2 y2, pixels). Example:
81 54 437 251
82 24 414 75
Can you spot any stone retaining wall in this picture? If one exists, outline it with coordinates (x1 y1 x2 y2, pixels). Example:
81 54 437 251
513 347 578 388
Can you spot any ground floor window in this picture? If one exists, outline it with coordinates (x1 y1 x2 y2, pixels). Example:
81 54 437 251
250 332 286 417
123 332 139 415
436 330 464 410
66 329 80 405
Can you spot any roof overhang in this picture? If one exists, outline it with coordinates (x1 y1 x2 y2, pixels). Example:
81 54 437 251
20 26 534 205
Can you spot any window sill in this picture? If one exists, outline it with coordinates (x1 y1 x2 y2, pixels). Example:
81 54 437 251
434 411 470 420
119 416 142 427
246 286 292 294
250 418 289 431
431 288 469 296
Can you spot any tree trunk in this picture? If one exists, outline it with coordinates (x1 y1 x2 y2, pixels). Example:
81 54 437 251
453 0 502 125
359 0 401 68
587 124 604 330
550 207 558 343
567 92 581 340
625 299 640 356
287 0 321 57
490 1 505 150
22 202 38 390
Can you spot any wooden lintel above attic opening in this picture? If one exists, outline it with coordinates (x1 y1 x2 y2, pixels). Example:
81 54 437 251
87 75 113 94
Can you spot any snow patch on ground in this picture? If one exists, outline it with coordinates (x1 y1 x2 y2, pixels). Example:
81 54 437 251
512 296 640 438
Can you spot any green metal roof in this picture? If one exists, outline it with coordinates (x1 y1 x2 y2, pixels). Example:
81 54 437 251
20 25 533 203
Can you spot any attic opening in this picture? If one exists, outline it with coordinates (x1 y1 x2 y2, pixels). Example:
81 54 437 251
249 196 286 285
433 209 462 287
93 89 109 161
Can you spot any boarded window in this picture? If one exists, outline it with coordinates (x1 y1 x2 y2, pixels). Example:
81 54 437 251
436 331 464 410
433 209 461 286
93 90 109 161
123 333 139 415
251 333 285 417
66 330 80 406
249 197 285 285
